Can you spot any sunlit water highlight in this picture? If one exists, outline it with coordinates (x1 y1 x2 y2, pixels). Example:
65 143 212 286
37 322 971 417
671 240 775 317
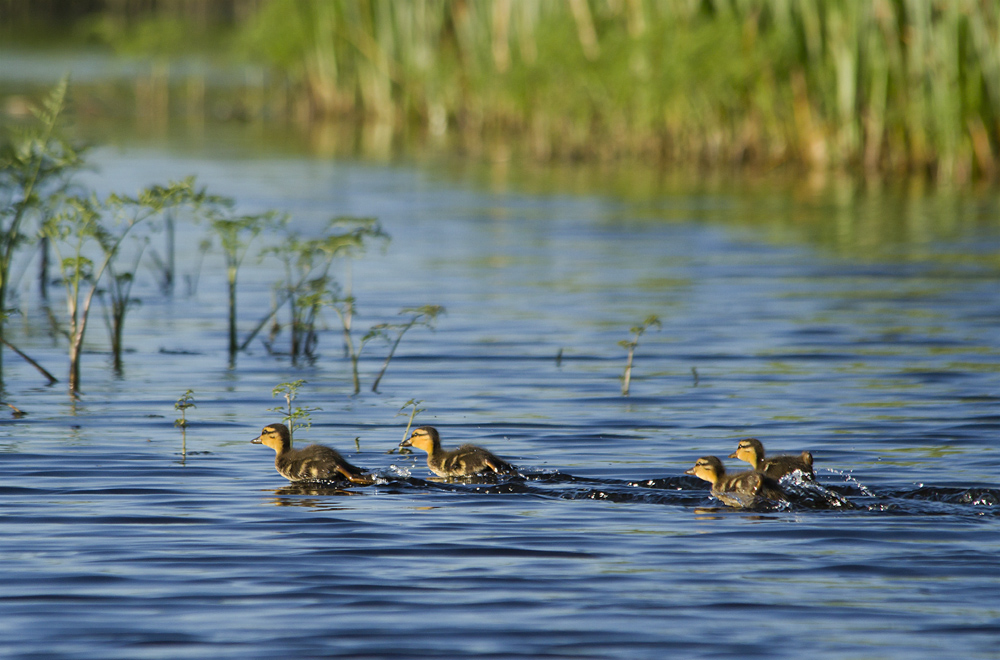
1 145 998 659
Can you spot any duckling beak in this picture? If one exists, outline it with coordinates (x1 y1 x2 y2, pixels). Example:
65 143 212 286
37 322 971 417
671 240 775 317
727 451 738 459
398 437 412 448
250 434 263 444
684 467 696 476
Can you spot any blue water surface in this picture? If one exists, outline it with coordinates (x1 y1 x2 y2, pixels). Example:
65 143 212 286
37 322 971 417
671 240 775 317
1 144 998 659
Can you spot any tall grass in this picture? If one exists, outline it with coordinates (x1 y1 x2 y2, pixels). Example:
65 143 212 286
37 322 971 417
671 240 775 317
232 0 999 182
4 1 997 182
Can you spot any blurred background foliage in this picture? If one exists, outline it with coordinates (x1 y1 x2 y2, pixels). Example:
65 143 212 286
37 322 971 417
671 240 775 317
1 0 999 185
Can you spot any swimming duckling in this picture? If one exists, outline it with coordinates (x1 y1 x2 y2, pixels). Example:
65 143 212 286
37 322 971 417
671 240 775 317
251 423 374 485
685 456 785 508
399 426 515 478
729 438 814 480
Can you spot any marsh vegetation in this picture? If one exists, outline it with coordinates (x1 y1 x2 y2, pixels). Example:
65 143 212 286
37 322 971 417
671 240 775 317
3 1 998 184
0 84 444 399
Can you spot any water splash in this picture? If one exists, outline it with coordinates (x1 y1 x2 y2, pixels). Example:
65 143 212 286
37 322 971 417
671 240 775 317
822 467 877 497
384 464 413 480
779 471 858 509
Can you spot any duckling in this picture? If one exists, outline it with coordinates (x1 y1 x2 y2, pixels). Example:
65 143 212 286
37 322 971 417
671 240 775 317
685 456 785 508
251 423 374 485
399 426 515 478
729 438 814 480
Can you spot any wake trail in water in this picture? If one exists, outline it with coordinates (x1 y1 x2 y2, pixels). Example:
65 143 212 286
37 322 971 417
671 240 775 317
269 466 998 515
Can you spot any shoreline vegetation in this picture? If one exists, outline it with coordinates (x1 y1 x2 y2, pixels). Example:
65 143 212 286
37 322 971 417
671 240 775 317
1 1 999 185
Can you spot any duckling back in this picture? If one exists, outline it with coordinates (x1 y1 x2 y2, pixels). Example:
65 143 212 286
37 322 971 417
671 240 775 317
429 444 515 478
730 438 814 481
760 451 814 481
276 444 374 485
687 456 785 508
713 470 785 507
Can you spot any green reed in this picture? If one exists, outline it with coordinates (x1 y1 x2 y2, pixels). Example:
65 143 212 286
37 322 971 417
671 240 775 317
229 0 999 182
8 2 995 181
6 2 996 180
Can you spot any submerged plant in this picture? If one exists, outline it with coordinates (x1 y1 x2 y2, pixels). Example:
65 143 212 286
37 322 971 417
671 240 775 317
1 400 26 418
43 179 203 392
100 240 147 375
174 388 196 427
367 305 445 393
258 217 387 372
144 210 175 295
619 315 661 397
206 206 284 365
268 379 319 440
174 389 196 456
0 78 84 389
0 326 58 385
328 293 362 392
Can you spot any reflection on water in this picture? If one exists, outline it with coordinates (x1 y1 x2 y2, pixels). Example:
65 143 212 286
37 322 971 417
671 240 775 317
0 118 999 659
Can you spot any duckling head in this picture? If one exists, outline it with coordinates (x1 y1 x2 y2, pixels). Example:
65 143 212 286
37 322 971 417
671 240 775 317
399 426 440 454
728 438 764 466
685 456 726 486
251 423 292 454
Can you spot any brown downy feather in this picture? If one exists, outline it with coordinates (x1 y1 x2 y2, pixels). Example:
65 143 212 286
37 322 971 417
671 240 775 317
251 423 374 485
729 438 814 480
400 426 515 478
686 455 785 508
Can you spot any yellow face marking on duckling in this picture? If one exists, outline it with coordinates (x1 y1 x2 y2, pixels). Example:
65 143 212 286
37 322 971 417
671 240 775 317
401 427 435 454
685 457 723 486
251 424 290 454
729 438 762 467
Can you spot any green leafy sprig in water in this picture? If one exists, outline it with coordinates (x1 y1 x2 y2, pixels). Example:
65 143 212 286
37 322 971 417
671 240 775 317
619 315 661 396
174 389 196 428
268 379 320 440
389 398 425 454
174 389 196 458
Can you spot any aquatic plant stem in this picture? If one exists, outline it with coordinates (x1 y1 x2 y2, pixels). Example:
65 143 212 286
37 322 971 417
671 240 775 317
619 315 661 397
0 338 57 385
208 209 282 366
174 389 195 458
369 305 445 393
330 299 361 394
388 398 424 454
68 227 133 391
268 379 318 440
